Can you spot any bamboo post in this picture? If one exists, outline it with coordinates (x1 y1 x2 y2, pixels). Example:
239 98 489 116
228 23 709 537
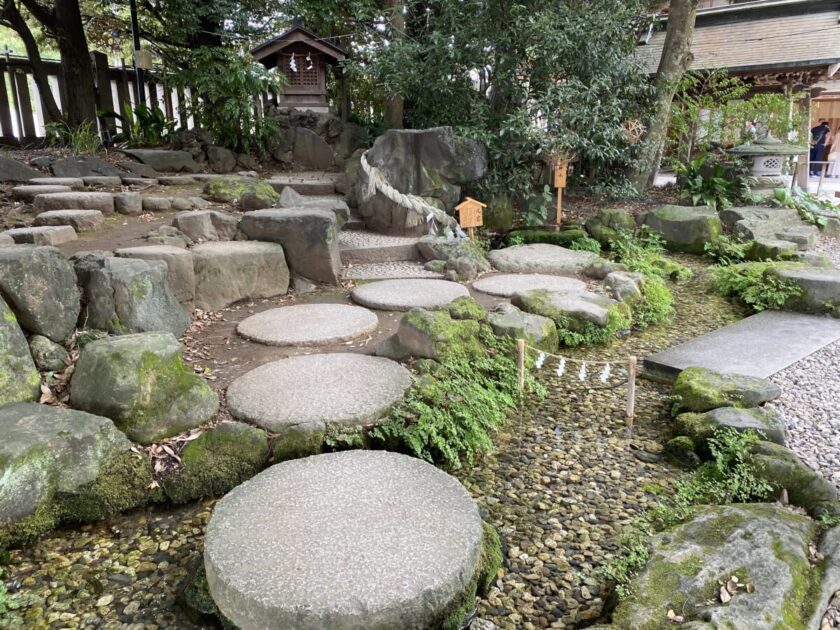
626 356 637 429
517 339 526 390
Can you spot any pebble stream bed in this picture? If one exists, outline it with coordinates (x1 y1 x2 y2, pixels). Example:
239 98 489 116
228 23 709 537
0 259 761 629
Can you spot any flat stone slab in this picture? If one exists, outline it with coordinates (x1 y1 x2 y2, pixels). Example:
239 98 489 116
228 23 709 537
33 209 104 232
487 243 602 275
645 310 840 380
204 450 483 630
265 172 340 196
343 262 445 280
472 273 587 297
237 304 379 346
226 354 412 432
29 177 84 189
351 279 469 311
2 225 77 245
33 191 114 215
11 184 71 201
339 230 421 264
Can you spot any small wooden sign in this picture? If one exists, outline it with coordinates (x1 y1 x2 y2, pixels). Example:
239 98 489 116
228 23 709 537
553 158 568 188
455 197 486 238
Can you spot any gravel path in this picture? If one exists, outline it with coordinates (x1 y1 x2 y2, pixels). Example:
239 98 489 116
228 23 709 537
766 234 840 491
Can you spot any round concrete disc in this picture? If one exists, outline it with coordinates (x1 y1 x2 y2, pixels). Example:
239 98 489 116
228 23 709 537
237 304 379 346
226 353 412 432
204 450 483 630
351 279 469 311
472 273 587 297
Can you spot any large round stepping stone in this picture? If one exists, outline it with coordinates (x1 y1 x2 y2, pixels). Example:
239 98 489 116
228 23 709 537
472 273 587 297
204 450 483 630
237 304 378 346
226 354 411 432
487 243 601 275
351 278 469 311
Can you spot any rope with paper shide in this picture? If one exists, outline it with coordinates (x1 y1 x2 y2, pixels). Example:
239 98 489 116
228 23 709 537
516 339 638 429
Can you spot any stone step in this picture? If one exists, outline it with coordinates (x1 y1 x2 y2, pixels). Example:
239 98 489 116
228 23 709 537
33 209 104 232
265 172 340 196
339 230 421 264
12 184 72 201
2 225 77 245
33 191 114 215
342 261 445 280
28 177 85 190
82 176 122 187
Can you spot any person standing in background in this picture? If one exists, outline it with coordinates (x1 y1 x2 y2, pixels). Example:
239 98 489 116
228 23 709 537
810 120 831 176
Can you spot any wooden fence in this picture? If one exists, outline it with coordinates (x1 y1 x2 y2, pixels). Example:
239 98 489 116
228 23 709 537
0 51 256 146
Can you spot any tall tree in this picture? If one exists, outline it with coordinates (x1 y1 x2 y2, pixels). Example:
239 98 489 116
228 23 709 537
629 0 699 192
382 0 404 128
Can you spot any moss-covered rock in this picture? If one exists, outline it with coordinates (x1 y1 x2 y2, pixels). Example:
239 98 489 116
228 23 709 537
585 207 636 246
447 296 488 322
674 406 786 453
272 425 325 462
162 423 268 504
0 403 152 548
27 334 69 372
671 367 781 415
417 236 491 276
178 561 237 629
610 503 820 630
376 308 484 361
488 303 558 352
505 228 588 248
203 176 279 210
70 332 219 445
0 296 40 406
638 204 723 254
750 441 837 510
664 436 701 468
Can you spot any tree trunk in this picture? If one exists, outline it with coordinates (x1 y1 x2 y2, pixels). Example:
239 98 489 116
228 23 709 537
53 0 97 127
0 0 62 123
630 0 699 193
383 0 405 128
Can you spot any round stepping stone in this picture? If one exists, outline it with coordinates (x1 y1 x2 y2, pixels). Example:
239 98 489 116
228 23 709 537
34 209 104 232
472 273 587 297
204 450 483 630
11 184 72 202
226 353 411 432
237 304 378 346
351 278 469 311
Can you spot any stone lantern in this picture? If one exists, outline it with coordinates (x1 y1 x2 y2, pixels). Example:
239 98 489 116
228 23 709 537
726 136 808 197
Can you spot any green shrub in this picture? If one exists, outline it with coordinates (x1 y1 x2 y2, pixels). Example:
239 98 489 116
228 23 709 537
569 235 602 253
99 102 177 147
633 275 674 329
44 119 101 154
712 262 803 312
609 229 692 282
556 303 632 347
703 234 750 266
675 152 756 212
370 332 544 468
772 186 840 228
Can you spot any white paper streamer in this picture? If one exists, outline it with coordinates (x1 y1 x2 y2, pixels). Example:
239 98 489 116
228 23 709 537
290 52 298 72
534 352 546 369
578 362 586 381
600 363 611 383
556 358 566 377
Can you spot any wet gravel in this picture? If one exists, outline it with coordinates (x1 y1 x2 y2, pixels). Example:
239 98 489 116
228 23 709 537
1 257 747 629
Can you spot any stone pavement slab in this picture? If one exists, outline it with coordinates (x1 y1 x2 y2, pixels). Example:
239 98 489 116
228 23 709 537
473 273 587 298
339 230 421 264
645 310 840 380
3 225 77 245
237 304 379 346
204 450 483 630
351 278 469 311
343 261 445 280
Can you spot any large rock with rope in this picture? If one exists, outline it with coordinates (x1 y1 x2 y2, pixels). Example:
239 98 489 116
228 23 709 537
356 127 488 237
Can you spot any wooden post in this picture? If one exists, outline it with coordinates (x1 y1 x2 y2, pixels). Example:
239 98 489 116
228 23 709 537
626 356 637 429
517 339 526 390
553 157 567 226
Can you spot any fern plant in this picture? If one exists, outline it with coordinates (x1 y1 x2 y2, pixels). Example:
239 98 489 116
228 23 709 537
712 262 803 312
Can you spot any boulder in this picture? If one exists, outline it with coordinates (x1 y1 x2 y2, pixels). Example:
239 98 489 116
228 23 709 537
418 235 491 276
122 149 201 173
142 196 173 213
604 271 645 304
750 441 837 510
809 525 840 628
33 191 114 215
638 205 723 254
0 154 41 182
70 332 218 444
291 127 335 170
376 308 484 361
205 145 237 173
513 288 627 329
203 176 279 210
116 160 159 178
161 423 268 504
488 303 559 352
721 206 819 252
33 209 104 232
192 241 290 311
74 254 190 336
50 156 120 178
276 188 351 226
585 207 635 245
158 175 198 186
334 123 369 166
28 334 69 372
447 296 488 322
610 503 820 629
114 192 143 215
237 209 341 285
145 225 192 249
672 367 782 414
0 296 40 405
356 126 488 235
115 245 196 311
83 175 122 187
172 210 239 243
487 243 613 279
0 245 80 342
0 403 152 547
11 184 72 201
674 406 786 449
3 225 77 246
773 266 840 313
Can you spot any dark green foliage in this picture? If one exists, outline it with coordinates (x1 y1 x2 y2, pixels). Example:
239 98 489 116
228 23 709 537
711 262 804 312
608 229 692 282
569 235 602 254
703 234 750 265
773 186 840 228
504 228 588 248
370 332 544 468
99 103 177 147
555 304 632 348
675 152 755 212
632 275 674 330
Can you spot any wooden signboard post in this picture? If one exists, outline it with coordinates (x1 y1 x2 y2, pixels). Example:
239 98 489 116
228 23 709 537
553 157 568 226
455 197 486 239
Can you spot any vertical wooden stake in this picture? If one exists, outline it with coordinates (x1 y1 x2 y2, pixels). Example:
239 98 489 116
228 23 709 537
517 339 526 390
555 186 563 226
626 356 637 430
467 226 475 240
